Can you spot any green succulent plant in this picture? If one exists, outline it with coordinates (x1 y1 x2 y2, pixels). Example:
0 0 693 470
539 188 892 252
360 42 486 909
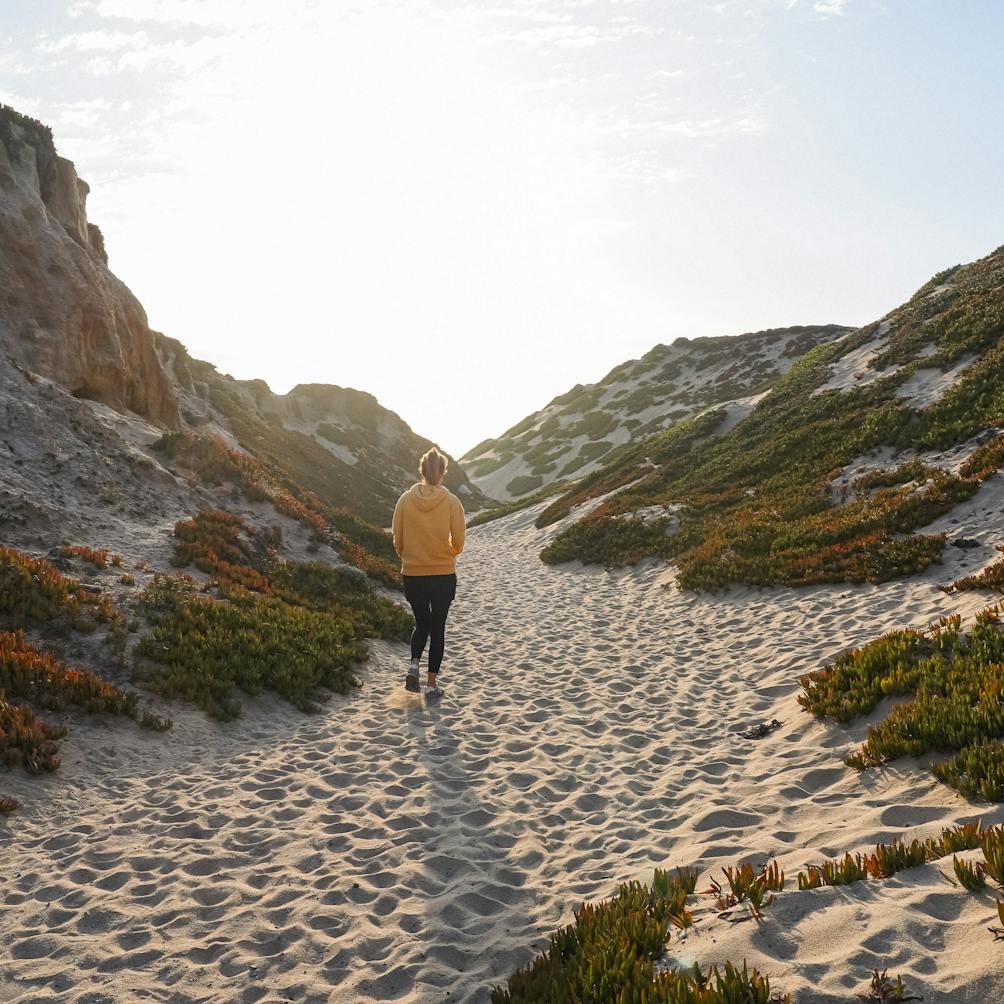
0 547 122 633
950 546 1004 593
953 855 987 892
708 861 784 918
0 690 65 774
926 821 984 857
862 839 928 879
797 823 1001 893
990 899 1004 941
981 827 1004 886
136 512 411 720
490 868 788 1003
799 605 1004 801
798 852 869 890
856 969 922 1002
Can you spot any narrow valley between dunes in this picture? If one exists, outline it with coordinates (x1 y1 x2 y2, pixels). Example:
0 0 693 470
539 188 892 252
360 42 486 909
2 19 1004 1001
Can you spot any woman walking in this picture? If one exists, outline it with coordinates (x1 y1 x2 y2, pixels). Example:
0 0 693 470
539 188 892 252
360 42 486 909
392 447 465 700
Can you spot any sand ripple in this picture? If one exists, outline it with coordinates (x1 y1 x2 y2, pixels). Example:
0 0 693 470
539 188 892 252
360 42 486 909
4 489 1004 1001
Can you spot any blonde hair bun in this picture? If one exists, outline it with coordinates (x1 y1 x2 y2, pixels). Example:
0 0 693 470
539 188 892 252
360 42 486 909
419 447 448 485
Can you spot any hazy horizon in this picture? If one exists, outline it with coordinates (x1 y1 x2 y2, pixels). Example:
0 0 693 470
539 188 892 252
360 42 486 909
2 0 1002 456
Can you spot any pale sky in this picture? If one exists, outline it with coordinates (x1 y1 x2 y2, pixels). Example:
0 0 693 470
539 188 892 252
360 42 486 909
2 1 1001 455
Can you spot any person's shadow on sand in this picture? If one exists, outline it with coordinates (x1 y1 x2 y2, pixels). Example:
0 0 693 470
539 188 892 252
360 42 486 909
358 700 541 1002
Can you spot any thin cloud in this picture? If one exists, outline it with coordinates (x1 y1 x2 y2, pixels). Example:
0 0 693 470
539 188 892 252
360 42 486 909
0 54 32 75
37 29 149 53
614 111 768 138
783 0 852 13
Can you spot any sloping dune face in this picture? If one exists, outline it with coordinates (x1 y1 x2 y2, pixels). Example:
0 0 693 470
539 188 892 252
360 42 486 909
461 325 850 502
4 493 1004 1003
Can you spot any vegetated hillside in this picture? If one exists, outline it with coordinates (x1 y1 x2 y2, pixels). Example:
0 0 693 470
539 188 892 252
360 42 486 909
157 336 490 527
538 244 1004 590
0 102 486 581
461 324 850 502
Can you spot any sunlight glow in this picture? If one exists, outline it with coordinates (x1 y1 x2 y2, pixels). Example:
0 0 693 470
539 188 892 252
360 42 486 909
3 0 1002 453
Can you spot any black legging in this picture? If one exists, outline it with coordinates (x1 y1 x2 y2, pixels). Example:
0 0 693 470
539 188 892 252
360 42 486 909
403 574 456 675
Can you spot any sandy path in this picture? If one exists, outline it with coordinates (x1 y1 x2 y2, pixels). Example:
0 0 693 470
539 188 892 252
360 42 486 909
3 489 1004 1003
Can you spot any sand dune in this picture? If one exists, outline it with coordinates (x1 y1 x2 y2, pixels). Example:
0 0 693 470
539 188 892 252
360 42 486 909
4 484 1004 1002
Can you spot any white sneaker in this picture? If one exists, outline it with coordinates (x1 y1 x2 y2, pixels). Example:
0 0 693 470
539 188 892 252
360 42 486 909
425 686 444 702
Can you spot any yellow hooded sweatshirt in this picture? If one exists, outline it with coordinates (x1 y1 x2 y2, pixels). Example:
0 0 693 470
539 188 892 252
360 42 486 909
392 483 466 576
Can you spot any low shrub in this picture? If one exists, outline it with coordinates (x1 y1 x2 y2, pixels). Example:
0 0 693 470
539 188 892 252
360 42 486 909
490 869 788 1004
154 432 400 585
172 510 273 593
854 461 929 493
0 547 121 632
800 607 1004 799
505 474 544 497
959 433 1004 480
535 246 1004 589
269 561 411 638
0 550 171 809
0 695 65 774
797 626 929 723
0 630 171 734
950 547 1004 593
136 580 364 719
136 533 411 719
934 741 1004 801
953 855 987 892
542 516 681 567
59 545 121 569
168 512 411 637
1 630 134 717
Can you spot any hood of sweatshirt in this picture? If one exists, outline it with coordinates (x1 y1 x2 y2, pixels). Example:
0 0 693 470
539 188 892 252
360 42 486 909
407 483 451 512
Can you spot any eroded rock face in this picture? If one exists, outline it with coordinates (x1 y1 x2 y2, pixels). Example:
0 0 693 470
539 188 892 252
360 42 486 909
46 156 91 248
0 112 178 428
0 105 491 526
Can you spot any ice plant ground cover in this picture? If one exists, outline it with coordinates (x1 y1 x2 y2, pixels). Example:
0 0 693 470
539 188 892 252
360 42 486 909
0 512 411 806
0 548 171 807
134 510 412 719
492 822 1001 1002
154 431 402 586
490 867 789 1004
0 546 122 633
799 606 1004 800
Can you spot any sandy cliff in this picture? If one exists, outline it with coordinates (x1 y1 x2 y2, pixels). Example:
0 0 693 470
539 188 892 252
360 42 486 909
0 107 179 428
